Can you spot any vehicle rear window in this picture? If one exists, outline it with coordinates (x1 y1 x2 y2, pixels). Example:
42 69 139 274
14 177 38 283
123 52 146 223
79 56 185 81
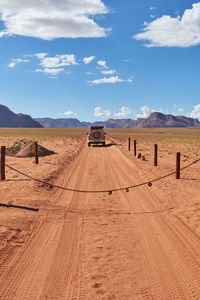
90 126 104 130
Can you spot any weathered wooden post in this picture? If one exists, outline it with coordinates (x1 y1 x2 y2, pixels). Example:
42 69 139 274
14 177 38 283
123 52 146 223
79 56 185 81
1 146 6 181
154 144 158 166
176 152 181 179
134 140 137 156
128 137 131 151
34 142 39 164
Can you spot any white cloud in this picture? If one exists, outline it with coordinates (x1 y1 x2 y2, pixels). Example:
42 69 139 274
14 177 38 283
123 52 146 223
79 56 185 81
101 69 116 74
64 110 77 116
114 107 132 118
83 56 95 64
94 107 111 118
136 106 151 118
178 107 184 114
0 0 110 40
150 6 156 11
35 68 64 76
35 53 47 59
97 60 108 69
88 75 133 85
9 53 77 77
190 104 200 119
173 104 184 114
39 54 77 68
134 2 200 47
8 58 30 68
32 53 77 77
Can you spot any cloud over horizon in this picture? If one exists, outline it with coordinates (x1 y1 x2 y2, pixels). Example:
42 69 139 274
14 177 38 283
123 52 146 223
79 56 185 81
94 107 111 118
64 110 77 117
190 104 200 119
136 106 152 118
114 107 131 118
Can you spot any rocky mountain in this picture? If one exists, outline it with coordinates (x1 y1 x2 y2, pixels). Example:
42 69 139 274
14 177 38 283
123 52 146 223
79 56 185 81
136 112 200 128
34 118 90 128
1 104 199 128
91 119 137 128
34 118 138 128
0 105 43 128
35 112 200 128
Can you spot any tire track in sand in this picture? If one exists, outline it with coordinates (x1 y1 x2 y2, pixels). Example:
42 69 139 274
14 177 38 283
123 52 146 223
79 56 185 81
1 142 200 299
106 145 200 299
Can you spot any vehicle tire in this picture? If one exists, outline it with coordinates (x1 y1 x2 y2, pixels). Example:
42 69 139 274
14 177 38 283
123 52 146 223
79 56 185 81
88 143 91 147
102 142 105 147
93 131 100 139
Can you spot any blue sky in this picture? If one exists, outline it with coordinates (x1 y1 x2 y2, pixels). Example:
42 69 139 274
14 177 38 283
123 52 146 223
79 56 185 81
0 0 200 121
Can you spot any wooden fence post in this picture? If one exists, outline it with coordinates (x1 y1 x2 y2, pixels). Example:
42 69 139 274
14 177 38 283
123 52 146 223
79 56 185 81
154 144 158 166
128 137 130 151
1 146 6 181
34 142 39 164
176 152 181 179
134 140 137 156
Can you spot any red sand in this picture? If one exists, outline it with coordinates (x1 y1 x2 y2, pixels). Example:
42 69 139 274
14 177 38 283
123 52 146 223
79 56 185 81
0 135 200 299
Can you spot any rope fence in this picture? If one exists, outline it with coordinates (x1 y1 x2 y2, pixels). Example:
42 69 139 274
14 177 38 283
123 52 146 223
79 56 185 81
4 157 200 194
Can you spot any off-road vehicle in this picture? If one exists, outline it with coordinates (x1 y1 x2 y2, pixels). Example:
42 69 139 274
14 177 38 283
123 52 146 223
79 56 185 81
87 126 106 147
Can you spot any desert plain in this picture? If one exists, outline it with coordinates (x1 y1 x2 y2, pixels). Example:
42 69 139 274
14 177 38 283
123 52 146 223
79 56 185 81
0 127 200 299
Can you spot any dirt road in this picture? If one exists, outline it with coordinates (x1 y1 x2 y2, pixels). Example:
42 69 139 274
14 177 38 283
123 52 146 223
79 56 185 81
1 141 200 299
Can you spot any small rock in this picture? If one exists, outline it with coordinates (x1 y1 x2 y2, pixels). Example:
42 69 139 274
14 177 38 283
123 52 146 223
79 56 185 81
142 155 146 161
137 153 142 159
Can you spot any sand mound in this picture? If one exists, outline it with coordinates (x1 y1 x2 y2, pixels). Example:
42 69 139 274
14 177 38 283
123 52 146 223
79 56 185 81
6 140 55 157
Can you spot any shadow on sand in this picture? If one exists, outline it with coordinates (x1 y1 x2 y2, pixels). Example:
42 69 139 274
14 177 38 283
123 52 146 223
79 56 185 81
0 202 39 212
92 143 118 148
6 179 31 182
181 177 199 181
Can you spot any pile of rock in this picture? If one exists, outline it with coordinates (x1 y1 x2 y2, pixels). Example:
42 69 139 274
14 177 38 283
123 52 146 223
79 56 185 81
6 140 55 157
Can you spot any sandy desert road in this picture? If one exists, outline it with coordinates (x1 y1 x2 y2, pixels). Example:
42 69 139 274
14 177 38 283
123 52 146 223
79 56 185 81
1 141 200 299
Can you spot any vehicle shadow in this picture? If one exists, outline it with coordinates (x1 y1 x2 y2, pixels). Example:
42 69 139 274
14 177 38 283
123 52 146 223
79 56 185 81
92 143 117 148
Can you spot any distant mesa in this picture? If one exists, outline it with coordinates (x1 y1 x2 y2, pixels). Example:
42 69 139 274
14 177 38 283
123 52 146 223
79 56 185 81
1 104 200 128
0 104 42 128
35 112 200 128
135 112 200 128
34 117 90 129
